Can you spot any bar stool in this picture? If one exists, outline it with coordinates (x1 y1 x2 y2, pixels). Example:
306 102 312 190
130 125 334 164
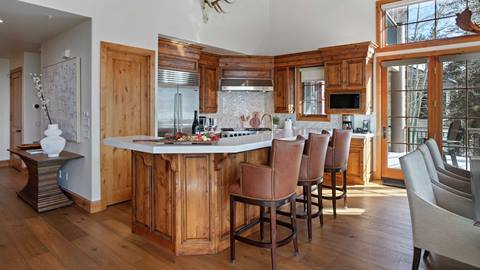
319 129 352 218
229 137 305 270
296 133 330 241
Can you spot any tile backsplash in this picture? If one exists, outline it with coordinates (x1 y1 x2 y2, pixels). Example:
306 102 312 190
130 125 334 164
203 91 374 132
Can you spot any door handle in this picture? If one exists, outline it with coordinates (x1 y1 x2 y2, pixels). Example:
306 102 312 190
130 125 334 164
382 127 387 140
15 129 22 133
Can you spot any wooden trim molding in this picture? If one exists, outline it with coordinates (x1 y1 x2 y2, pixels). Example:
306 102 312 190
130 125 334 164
62 188 103 213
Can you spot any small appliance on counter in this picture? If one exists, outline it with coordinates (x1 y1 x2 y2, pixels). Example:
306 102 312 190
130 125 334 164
342 114 354 130
284 118 293 130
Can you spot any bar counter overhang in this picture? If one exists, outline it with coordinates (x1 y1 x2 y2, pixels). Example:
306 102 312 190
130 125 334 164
103 130 372 255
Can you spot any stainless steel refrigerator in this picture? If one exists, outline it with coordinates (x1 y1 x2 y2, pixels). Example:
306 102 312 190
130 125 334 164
157 69 199 136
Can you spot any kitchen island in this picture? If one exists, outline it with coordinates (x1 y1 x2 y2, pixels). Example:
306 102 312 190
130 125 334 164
104 129 373 255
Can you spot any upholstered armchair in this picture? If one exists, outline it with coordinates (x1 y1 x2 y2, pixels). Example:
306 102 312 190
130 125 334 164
400 150 480 269
425 139 471 194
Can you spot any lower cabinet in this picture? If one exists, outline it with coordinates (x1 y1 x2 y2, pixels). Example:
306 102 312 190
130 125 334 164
323 137 373 186
131 148 269 255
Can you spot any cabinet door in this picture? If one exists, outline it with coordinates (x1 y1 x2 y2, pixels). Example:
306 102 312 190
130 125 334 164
345 59 365 88
200 65 218 113
274 67 294 113
325 61 344 89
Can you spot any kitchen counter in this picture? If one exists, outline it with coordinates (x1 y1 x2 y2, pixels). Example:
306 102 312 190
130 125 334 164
103 129 374 256
103 129 374 154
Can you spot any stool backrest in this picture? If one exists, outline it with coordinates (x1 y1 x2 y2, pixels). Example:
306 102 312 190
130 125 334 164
271 137 305 199
325 129 353 169
303 133 330 180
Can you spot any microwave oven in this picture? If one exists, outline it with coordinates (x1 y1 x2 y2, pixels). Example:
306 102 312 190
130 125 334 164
329 93 361 110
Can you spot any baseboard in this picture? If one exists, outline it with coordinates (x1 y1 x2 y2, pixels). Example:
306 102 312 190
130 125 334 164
62 188 104 213
0 160 9 168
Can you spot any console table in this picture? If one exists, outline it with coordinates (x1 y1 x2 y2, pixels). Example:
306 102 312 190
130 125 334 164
8 149 83 212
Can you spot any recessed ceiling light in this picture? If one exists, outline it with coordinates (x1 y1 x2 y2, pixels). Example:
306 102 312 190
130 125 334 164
0 19 4 24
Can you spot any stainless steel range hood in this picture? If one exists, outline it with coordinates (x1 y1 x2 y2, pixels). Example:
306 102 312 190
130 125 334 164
221 78 273 92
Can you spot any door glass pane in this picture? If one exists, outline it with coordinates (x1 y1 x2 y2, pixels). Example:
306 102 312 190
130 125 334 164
386 60 428 169
441 57 480 170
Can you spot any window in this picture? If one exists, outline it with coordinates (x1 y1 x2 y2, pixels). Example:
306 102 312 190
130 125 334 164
441 54 480 169
380 0 480 47
296 67 327 121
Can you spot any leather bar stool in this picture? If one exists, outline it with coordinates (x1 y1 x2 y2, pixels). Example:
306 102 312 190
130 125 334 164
229 137 305 270
296 133 330 241
319 129 352 218
278 132 330 241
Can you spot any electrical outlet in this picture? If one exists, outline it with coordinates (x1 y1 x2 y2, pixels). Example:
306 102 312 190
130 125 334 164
58 170 62 178
65 172 69 181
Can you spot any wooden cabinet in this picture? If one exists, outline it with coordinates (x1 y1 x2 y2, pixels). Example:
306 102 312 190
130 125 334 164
219 56 274 79
158 38 201 72
274 67 294 113
323 137 373 186
325 61 343 89
325 58 367 90
199 65 218 113
131 148 269 255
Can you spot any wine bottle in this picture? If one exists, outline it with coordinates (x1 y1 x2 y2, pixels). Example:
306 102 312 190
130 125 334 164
192 110 199 135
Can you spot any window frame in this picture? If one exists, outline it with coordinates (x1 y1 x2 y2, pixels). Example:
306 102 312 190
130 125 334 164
376 0 480 52
295 66 330 122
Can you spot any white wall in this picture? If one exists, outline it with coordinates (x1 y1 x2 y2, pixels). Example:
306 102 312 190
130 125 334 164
41 19 92 199
0 59 10 161
268 0 376 55
22 52 41 144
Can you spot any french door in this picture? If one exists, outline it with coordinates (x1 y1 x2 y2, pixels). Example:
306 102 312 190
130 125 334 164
381 58 431 180
381 52 480 180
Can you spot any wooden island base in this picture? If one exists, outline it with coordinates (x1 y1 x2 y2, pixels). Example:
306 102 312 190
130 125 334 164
131 148 269 255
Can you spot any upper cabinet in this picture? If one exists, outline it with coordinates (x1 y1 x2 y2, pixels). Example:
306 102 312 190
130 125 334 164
158 38 201 72
219 56 274 79
274 67 295 114
199 53 219 113
325 58 367 90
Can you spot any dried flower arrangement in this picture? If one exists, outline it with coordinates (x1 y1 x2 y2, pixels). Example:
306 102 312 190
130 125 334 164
30 73 53 125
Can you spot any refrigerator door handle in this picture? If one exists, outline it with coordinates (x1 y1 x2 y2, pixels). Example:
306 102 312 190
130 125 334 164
179 93 183 133
173 93 178 134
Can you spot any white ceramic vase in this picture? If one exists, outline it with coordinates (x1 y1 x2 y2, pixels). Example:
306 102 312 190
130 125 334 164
40 124 66 158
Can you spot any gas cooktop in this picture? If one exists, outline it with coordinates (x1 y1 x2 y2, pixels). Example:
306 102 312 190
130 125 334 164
220 128 271 138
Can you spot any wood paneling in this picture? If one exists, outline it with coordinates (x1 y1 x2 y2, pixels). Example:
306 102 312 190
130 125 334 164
130 148 268 255
100 42 155 209
9 67 23 171
219 56 274 79
157 38 201 72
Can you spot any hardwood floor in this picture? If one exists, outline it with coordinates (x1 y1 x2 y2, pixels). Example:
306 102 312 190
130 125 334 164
0 167 477 270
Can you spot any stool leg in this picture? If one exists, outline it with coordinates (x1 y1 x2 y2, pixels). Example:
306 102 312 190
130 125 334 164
230 196 236 263
317 182 323 226
306 184 313 241
331 171 337 218
343 170 348 209
260 206 265 241
270 203 277 270
303 187 307 213
290 196 299 256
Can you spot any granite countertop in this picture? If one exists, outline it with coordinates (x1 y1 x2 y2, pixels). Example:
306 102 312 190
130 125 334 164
103 129 374 154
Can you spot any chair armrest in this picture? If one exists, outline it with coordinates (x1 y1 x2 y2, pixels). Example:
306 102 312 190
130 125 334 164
438 167 470 182
445 163 471 179
437 169 472 194
431 181 474 219
409 193 480 264
239 162 273 200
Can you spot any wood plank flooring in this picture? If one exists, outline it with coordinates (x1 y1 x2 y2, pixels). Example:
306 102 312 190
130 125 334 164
0 167 477 270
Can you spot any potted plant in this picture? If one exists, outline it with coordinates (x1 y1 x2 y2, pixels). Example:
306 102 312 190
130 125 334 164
272 116 280 130
31 73 66 157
